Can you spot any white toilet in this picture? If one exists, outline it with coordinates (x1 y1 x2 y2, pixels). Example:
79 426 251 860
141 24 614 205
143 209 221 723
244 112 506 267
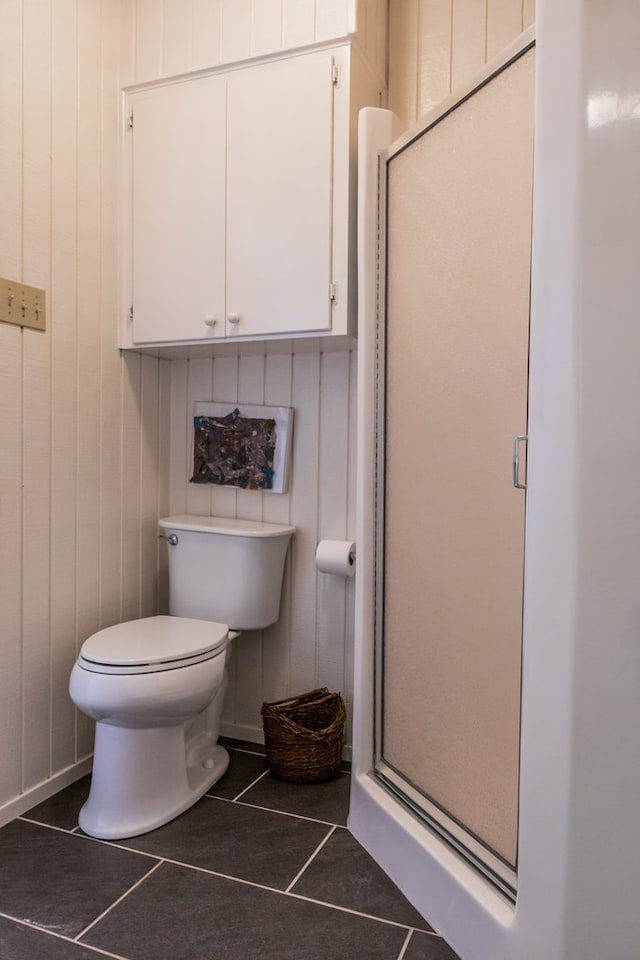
69 514 294 840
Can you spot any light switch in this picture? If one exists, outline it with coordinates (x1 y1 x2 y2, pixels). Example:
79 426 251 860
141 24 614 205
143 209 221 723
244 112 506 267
0 276 46 331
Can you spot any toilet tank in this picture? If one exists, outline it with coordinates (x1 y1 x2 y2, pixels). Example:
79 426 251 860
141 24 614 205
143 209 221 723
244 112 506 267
158 515 295 631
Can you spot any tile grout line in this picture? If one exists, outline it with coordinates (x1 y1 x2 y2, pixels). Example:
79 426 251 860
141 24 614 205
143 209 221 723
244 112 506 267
20 819 166 864
12 814 439 943
220 744 266 758
227 767 271 801
18 816 80 834
396 928 414 959
284 825 336 893
72 859 165 943
100 851 431 934
204 791 348 828
285 890 432 932
0 914 130 960
14 770 442 946
80 835 163 862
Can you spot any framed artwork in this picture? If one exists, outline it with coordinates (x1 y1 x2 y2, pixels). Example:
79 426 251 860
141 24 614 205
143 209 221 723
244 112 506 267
191 401 294 493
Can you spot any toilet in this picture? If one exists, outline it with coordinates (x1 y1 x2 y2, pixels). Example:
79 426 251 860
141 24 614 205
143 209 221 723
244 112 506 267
69 514 294 840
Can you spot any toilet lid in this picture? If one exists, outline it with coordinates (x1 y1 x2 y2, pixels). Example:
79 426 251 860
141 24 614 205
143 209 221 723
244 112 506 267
79 616 228 670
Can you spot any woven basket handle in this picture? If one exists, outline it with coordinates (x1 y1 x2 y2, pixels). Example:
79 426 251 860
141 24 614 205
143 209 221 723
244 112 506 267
263 687 331 713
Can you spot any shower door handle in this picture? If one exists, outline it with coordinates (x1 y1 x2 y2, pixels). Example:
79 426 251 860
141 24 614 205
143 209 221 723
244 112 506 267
512 435 528 490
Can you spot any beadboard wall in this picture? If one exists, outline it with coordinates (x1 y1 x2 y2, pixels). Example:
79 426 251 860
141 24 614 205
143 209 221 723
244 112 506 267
127 0 388 85
168 352 357 744
0 0 533 820
0 0 383 823
388 0 536 126
0 0 171 823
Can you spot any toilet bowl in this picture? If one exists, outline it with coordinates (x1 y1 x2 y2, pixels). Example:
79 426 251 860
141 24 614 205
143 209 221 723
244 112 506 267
70 615 230 839
69 515 294 840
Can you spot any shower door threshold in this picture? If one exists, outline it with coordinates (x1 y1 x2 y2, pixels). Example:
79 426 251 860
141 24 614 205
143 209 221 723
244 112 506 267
374 761 517 901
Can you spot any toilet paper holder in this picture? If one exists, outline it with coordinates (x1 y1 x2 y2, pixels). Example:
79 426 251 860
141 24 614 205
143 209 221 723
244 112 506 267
315 539 356 577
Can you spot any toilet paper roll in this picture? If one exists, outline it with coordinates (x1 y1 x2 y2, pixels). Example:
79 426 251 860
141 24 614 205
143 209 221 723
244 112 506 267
315 539 356 577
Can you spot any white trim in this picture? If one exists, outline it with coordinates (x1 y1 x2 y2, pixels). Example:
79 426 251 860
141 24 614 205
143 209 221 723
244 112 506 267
0 757 93 829
375 764 517 898
219 720 265 745
121 38 355 94
219 720 353 763
350 772 514 926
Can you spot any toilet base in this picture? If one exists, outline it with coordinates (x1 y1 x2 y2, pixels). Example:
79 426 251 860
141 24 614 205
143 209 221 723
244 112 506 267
79 722 229 840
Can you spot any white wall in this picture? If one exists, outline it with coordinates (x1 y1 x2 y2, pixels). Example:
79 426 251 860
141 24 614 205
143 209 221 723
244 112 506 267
0 0 170 823
527 0 640 952
388 0 535 125
127 0 387 85
168 352 358 744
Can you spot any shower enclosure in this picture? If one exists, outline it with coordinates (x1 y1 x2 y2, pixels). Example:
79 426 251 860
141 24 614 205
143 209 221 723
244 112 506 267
351 34 535 901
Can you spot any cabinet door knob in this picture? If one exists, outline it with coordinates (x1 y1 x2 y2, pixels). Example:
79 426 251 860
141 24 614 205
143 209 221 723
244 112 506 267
227 313 241 325
204 315 217 327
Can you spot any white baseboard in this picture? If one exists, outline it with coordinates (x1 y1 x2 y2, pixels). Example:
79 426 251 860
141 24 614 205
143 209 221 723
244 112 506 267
0 757 93 829
219 721 265 745
0 721 354 832
219 721 352 762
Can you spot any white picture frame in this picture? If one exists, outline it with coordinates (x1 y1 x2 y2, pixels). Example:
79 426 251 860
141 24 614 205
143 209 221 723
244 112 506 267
193 401 294 494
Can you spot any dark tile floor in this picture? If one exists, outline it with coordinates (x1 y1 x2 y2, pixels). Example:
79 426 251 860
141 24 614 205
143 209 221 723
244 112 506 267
0 741 461 960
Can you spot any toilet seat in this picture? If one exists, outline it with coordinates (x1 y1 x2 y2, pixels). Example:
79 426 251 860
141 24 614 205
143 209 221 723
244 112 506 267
78 615 228 675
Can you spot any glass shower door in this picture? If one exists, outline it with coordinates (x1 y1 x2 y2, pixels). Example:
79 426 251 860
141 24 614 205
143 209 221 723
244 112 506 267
374 45 535 895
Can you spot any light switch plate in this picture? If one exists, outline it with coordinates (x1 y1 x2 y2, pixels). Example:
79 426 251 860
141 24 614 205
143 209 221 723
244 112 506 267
0 276 46 331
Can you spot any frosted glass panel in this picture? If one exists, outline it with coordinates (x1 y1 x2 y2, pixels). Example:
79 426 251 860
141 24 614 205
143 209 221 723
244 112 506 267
380 48 535 870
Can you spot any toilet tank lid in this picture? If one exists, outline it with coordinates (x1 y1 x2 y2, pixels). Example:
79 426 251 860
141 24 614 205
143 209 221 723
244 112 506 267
159 515 295 538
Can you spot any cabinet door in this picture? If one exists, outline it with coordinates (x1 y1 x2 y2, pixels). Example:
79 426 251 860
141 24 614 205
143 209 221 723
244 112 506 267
130 76 226 343
226 52 335 337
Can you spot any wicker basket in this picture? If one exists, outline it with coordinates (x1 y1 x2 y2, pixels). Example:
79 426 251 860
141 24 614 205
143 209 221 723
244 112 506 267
261 687 346 783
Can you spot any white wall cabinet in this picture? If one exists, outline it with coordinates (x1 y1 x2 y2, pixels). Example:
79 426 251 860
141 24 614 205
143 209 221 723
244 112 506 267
129 75 226 344
122 45 381 351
